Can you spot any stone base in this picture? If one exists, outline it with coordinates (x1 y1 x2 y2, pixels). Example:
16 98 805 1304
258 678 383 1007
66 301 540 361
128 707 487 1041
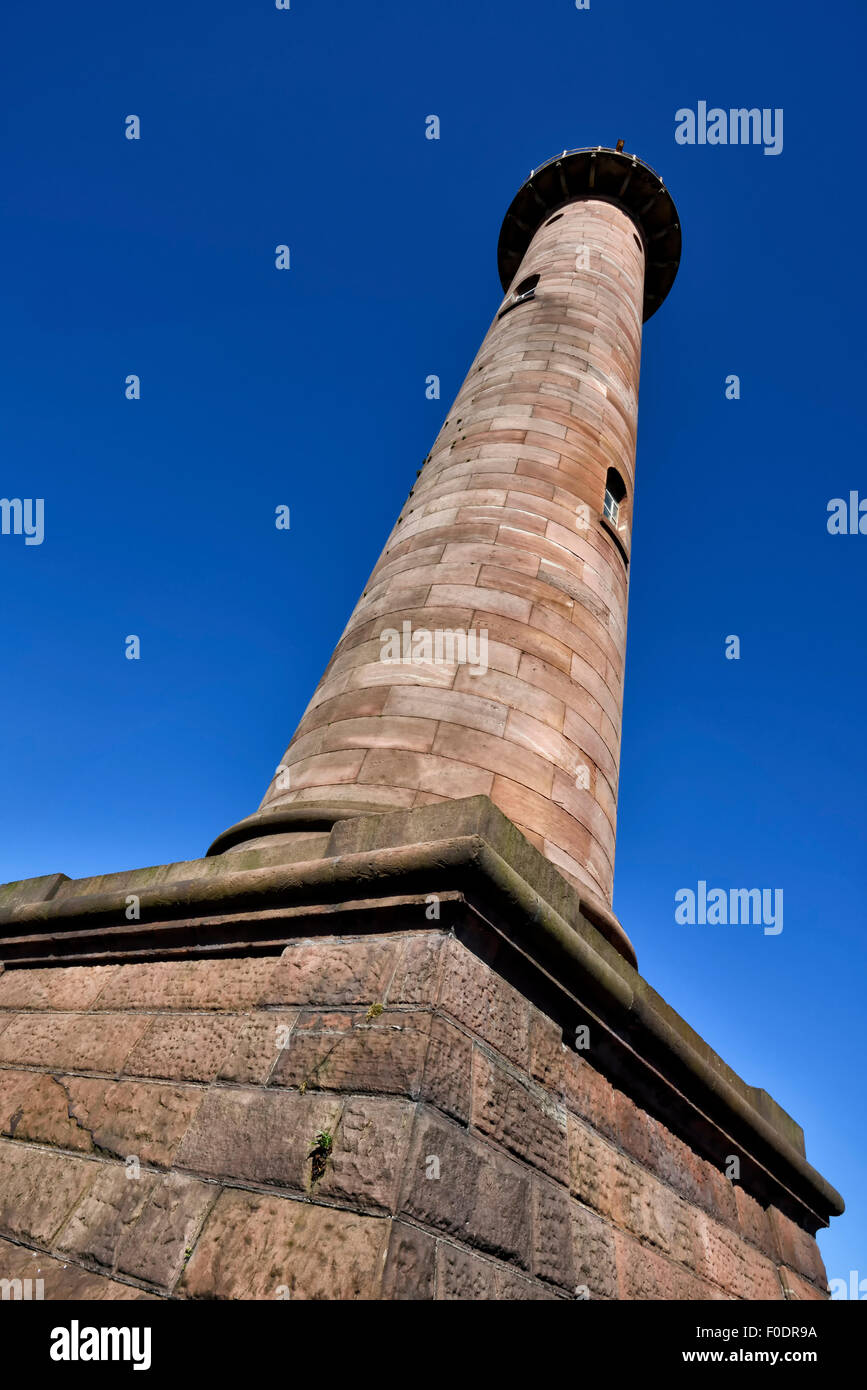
0 797 842 1300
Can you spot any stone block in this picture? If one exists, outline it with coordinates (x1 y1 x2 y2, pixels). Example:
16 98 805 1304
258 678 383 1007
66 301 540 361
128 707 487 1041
180 1189 388 1300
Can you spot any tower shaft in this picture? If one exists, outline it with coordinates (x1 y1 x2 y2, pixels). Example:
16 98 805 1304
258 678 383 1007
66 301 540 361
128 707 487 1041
211 148 682 966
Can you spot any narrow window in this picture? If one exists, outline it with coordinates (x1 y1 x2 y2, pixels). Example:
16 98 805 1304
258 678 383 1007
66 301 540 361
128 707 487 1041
514 274 540 301
603 467 627 526
497 273 540 319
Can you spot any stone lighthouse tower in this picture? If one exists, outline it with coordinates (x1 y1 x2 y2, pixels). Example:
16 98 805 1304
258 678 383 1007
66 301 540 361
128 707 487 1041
210 148 682 969
0 148 841 1302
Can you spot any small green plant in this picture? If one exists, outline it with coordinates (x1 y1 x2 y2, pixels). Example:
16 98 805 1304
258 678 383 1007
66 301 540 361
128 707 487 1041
365 1002 384 1020
308 1129 333 1184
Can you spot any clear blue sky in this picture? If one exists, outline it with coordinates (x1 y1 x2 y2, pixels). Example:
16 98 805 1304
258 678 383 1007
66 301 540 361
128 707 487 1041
1 0 863 1289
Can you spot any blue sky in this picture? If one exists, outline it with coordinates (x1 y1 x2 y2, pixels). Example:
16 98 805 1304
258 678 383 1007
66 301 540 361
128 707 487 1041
1 0 863 1287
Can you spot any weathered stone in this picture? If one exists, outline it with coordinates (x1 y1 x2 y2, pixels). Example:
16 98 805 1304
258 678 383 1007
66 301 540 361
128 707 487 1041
472 1049 568 1184
735 1184 776 1259
180 1189 388 1299
175 1087 342 1190
0 965 116 1011
217 1010 299 1084
57 1077 204 1166
768 1206 829 1288
691 1210 783 1300
386 933 445 1004
399 1110 531 1270
780 1266 828 1301
571 1199 618 1299
0 1140 97 1245
116 1171 216 1290
0 1235 158 1300
0 1011 150 1072
567 1112 618 1215
263 938 401 1008
614 1229 728 1301
0 1069 99 1151
532 1177 575 1289
437 1241 498 1299
438 939 529 1068
381 1220 436 1299
494 1266 563 1299
95 957 274 1012
270 1010 430 1098
563 1050 620 1144
123 1014 246 1082
612 1155 697 1267
528 1006 564 1091
420 1014 472 1123
615 1091 738 1232
317 1095 415 1211
2 1070 198 1164
55 1162 157 1267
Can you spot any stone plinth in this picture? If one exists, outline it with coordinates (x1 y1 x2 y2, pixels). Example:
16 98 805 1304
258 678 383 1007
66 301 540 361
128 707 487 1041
0 798 841 1300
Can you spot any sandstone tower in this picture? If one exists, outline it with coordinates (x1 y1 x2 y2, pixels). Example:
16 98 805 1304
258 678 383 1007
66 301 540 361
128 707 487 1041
209 147 683 966
0 148 842 1301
